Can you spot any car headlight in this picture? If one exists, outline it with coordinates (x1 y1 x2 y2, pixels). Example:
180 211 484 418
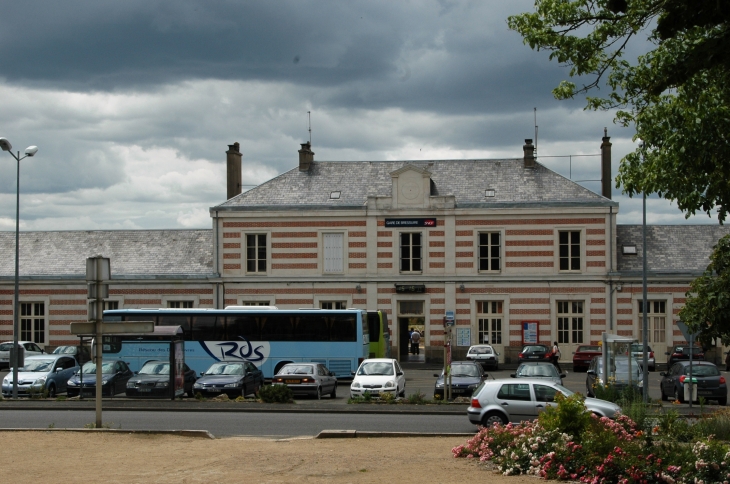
2 378 8 385
351 381 361 389
224 380 241 388
126 381 136 388
193 383 202 389
67 380 77 387
155 381 169 388
384 380 395 388
435 382 444 388
34 376 47 385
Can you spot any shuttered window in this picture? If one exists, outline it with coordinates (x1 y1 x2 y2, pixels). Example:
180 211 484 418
323 233 344 273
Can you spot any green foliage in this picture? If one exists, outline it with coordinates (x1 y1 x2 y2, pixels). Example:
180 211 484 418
508 1 730 228
407 391 429 405
257 383 293 403
537 392 592 441
681 234 730 344
84 422 117 429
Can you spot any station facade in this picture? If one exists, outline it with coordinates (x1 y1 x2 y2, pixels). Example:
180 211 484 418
1 136 728 366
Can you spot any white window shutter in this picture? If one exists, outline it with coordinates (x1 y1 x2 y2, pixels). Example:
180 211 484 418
324 234 343 273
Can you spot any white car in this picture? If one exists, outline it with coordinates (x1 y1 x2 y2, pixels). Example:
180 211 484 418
466 344 500 370
350 358 406 399
0 341 45 368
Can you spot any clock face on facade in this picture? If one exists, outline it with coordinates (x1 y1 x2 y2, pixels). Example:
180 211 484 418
400 180 421 201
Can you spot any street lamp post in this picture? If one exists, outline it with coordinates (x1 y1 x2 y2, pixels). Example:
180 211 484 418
0 137 38 399
638 139 649 404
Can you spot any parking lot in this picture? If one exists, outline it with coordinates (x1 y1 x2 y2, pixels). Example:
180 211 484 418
1 361 724 406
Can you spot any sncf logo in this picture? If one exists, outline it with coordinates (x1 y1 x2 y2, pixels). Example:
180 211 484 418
424 219 436 226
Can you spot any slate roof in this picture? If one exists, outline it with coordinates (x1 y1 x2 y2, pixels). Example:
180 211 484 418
215 159 616 210
616 225 730 276
0 230 214 279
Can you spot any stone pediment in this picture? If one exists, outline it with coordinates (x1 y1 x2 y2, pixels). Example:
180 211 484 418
390 164 432 209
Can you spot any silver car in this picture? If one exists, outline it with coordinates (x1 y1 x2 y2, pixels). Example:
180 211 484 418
511 361 565 385
1 354 79 397
0 341 45 368
272 362 338 399
467 378 621 427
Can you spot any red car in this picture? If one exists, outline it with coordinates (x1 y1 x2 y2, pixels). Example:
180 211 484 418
572 345 602 372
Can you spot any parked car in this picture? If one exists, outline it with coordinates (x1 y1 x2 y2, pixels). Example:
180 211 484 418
433 361 487 400
0 341 45 369
192 361 263 399
1 354 79 398
665 345 704 368
66 359 133 397
659 361 727 405
467 378 621 427
629 343 656 372
272 362 337 399
350 358 406 399
125 360 197 398
517 344 552 364
586 355 644 397
465 344 500 370
511 361 565 385
52 345 92 366
572 345 602 372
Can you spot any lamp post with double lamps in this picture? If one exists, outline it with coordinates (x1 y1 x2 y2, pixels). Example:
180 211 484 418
0 137 38 399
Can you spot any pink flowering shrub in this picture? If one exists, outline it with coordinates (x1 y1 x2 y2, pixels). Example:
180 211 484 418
453 397 730 483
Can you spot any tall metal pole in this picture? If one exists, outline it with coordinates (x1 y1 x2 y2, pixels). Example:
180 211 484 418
12 151 20 400
642 192 649 404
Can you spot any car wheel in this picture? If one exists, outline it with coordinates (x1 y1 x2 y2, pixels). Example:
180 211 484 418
674 387 684 403
399 385 405 398
242 384 248 398
481 411 507 427
107 385 115 398
494 363 499 371
660 386 668 401
316 386 322 400
47 384 56 398
330 383 337 399
573 366 578 373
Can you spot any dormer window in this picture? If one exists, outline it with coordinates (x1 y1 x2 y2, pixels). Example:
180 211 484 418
329 191 341 200
485 189 495 198
622 245 637 255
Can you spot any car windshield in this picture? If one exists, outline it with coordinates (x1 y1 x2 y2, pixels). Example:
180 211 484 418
81 361 118 375
52 346 77 355
0 343 14 351
22 359 55 372
597 358 642 377
523 345 547 353
683 365 719 377
469 346 492 355
577 346 601 352
516 364 558 378
630 344 652 352
674 346 702 354
205 363 244 375
279 365 314 375
450 364 480 377
139 362 170 375
357 362 394 376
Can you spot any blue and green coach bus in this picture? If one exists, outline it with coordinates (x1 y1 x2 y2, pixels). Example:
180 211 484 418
102 307 369 379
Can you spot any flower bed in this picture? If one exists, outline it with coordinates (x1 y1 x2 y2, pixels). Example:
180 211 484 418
452 393 730 483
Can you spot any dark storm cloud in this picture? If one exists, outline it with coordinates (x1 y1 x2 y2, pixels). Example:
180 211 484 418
1 1 574 116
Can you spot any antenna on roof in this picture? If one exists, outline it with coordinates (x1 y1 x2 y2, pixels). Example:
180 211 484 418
534 108 538 160
307 111 312 145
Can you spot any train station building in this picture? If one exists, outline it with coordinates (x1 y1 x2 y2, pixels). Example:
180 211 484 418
1 134 728 366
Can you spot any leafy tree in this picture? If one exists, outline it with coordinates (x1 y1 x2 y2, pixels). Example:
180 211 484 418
680 234 730 346
507 0 730 221
508 1 730 337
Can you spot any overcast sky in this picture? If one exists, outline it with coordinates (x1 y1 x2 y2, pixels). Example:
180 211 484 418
0 1 717 232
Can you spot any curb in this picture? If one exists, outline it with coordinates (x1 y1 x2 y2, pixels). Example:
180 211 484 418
0 428 215 439
316 430 474 438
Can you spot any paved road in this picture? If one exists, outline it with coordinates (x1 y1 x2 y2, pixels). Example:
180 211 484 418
0 410 474 438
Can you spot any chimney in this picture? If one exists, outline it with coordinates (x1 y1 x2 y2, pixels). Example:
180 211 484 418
226 142 242 200
523 139 535 168
298 141 314 171
601 128 612 199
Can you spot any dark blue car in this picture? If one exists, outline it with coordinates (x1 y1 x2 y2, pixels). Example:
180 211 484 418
433 361 487 400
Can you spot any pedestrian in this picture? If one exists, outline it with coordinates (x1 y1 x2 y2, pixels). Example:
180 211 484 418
410 328 421 355
408 328 414 354
551 341 562 373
